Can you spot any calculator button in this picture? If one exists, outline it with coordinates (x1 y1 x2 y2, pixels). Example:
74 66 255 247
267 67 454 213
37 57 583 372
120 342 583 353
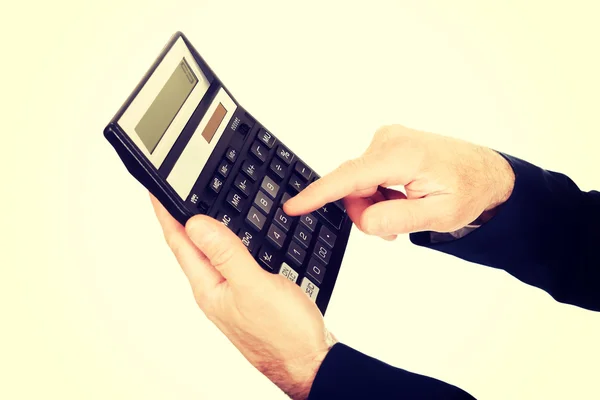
306 257 326 284
234 174 251 197
288 174 306 193
250 141 268 163
246 206 267 232
299 213 317 232
279 263 298 283
238 229 256 253
300 277 320 302
313 240 332 264
226 190 244 212
293 224 312 249
253 190 273 215
294 161 313 181
261 176 280 199
316 203 345 230
258 245 277 271
258 129 276 148
270 158 287 180
280 192 292 206
286 241 306 267
276 145 295 165
210 176 224 194
318 225 337 248
273 208 293 232
217 159 231 178
216 210 237 232
241 160 258 181
267 223 287 250
225 147 238 163
238 123 250 136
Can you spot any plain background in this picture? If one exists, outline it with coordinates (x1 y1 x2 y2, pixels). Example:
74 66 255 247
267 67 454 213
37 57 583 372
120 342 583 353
2 1 599 399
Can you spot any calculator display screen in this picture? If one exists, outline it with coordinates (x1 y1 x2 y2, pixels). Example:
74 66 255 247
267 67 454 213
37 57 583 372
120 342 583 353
135 59 198 153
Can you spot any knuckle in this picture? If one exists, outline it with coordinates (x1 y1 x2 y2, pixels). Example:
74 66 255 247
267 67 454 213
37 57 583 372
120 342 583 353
208 240 237 269
342 157 365 173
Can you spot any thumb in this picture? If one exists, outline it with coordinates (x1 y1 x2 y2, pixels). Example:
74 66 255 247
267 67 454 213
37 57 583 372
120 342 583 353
360 196 448 235
185 215 263 286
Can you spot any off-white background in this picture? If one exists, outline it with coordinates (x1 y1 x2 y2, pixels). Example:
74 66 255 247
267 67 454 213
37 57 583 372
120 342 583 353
2 1 599 399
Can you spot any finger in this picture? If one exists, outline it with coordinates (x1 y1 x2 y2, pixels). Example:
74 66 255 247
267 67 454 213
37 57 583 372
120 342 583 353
360 196 446 235
344 195 397 241
184 214 265 288
284 153 390 216
150 194 224 291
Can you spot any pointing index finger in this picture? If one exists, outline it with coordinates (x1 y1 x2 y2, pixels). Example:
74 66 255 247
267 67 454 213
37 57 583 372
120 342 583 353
283 154 389 216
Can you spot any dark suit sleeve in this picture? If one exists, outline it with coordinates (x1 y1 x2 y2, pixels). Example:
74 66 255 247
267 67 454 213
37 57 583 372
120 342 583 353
308 343 475 399
410 152 600 312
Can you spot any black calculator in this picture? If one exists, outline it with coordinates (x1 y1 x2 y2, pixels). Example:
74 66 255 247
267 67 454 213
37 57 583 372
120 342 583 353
104 32 352 314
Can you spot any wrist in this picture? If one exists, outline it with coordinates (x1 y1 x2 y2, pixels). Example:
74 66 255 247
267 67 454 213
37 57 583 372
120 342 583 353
485 149 515 211
261 348 330 400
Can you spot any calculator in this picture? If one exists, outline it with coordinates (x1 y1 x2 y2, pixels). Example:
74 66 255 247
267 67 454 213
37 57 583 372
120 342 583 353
103 32 352 315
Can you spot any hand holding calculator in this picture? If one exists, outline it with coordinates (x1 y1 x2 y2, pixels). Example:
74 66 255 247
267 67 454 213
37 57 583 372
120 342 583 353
104 32 352 314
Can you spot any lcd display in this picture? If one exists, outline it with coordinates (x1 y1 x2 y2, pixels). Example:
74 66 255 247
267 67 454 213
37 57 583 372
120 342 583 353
136 58 198 153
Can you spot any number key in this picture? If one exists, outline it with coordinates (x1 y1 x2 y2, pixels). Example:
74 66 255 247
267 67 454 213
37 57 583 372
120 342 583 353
306 257 326 284
253 190 273 215
245 206 266 232
299 213 317 232
313 240 331 265
293 224 312 249
261 176 280 199
267 223 287 250
280 192 292 206
286 241 306 268
274 208 293 232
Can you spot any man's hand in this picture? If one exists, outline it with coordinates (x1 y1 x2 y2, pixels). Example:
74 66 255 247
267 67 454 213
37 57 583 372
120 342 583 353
284 124 515 238
150 195 335 400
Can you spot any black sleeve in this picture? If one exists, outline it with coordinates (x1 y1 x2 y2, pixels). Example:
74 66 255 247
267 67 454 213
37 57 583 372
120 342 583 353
308 343 475 399
410 152 600 312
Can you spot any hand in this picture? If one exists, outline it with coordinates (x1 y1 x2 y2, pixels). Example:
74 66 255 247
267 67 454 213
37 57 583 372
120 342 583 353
284 124 515 238
150 195 336 399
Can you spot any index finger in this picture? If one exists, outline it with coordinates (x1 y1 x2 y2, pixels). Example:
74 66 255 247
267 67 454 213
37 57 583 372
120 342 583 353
283 153 389 216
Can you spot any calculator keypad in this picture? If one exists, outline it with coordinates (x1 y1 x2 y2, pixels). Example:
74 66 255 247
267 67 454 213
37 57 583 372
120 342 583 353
206 126 348 309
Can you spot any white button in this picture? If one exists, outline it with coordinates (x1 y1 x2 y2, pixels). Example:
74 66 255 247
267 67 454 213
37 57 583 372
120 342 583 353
279 263 298 283
300 277 319 302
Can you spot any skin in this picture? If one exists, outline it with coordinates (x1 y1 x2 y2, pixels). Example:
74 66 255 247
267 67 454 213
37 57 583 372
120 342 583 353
151 124 515 399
